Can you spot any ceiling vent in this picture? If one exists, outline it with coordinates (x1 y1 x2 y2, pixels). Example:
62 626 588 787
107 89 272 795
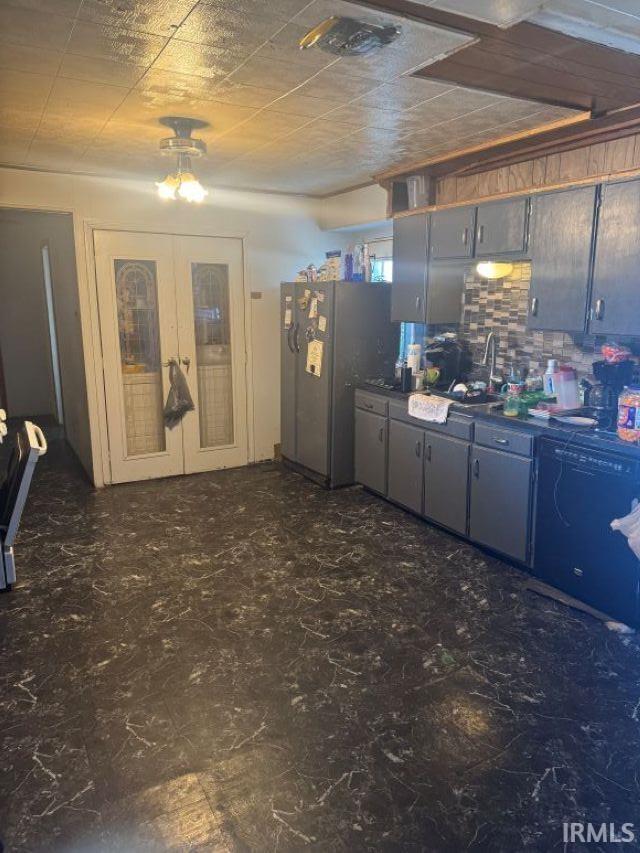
299 16 401 56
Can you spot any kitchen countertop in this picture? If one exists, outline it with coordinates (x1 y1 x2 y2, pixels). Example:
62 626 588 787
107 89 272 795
358 383 640 460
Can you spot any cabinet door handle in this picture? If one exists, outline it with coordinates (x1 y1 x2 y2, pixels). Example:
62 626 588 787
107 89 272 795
415 295 421 314
473 459 480 478
462 227 469 246
530 296 539 317
478 224 484 244
364 402 374 410
494 437 509 446
293 323 301 352
426 443 432 461
378 426 384 443
594 299 605 321
415 441 422 458
573 567 583 578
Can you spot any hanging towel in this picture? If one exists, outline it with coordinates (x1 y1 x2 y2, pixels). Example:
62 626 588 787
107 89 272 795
164 360 194 428
611 499 640 560
408 393 452 424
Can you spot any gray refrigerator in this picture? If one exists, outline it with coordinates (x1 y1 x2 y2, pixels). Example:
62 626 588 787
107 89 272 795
281 280 398 488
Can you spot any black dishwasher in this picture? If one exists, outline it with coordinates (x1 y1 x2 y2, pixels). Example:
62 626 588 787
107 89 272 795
534 437 640 626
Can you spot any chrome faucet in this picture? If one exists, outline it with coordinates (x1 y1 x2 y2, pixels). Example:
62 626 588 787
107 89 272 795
483 331 502 391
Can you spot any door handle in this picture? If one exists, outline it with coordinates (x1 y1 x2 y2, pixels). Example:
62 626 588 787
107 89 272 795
493 437 509 446
378 427 384 443
293 323 300 352
181 356 191 374
415 441 422 458
426 443 432 461
594 299 605 321
415 295 421 314
530 296 539 317
473 459 480 478
477 224 484 244
162 357 178 367
462 227 469 246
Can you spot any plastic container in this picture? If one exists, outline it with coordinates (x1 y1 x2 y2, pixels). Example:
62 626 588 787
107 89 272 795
407 343 422 373
543 359 558 396
554 365 580 410
617 385 640 443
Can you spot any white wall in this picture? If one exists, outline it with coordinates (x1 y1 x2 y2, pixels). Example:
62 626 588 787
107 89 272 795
316 184 388 231
0 210 57 417
0 167 344 485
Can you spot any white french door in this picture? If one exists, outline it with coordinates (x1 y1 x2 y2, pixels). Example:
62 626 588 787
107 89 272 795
94 230 247 484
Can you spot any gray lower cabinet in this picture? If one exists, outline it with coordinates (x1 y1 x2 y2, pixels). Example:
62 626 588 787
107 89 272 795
423 432 470 535
475 197 528 257
355 408 387 495
527 185 597 332
589 178 640 336
469 446 532 563
388 419 424 514
392 213 428 323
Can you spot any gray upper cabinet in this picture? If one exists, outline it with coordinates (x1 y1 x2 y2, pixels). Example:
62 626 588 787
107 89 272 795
388 419 424 514
425 263 465 325
528 185 597 332
391 213 428 323
475 198 528 257
355 408 387 496
430 206 476 260
423 432 470 535
469 446 532 564
590 179 640 336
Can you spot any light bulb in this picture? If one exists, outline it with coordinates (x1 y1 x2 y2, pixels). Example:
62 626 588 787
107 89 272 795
156 173 179 200
177 172 208 203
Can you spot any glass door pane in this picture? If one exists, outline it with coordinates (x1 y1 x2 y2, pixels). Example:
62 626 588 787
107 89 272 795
115 259 166 456
191 262 234 448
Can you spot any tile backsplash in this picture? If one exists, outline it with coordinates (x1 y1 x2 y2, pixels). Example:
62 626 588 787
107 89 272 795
432 262 639 380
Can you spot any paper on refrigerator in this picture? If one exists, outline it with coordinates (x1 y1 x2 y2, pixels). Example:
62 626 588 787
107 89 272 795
306 340 323 377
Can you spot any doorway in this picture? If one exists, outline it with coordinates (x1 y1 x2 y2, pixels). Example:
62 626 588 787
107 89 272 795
94 230 248 483
0 209 76 430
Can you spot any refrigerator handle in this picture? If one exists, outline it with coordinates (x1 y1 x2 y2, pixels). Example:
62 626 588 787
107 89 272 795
293 323 301 353
286 323 295 353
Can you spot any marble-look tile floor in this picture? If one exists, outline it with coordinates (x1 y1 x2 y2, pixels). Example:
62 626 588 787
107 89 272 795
1 439 640 852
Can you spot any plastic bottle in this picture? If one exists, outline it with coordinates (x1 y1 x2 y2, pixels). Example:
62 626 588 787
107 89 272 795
617 385 640 442
543 359 558 396
407 343 422 374
555 366 580 410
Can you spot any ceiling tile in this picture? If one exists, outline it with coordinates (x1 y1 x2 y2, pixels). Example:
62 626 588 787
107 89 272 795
66 20 168 65
0 0 81 17
77 0 197 37
152 38 247 79
58 53 143 88
204 80 284 109
176 4 287 51
265 90 337 118
0 69 53 134
295 69 380 101
228 55 326 93
354 79 454 112
0 4 75 51
0 42 63 76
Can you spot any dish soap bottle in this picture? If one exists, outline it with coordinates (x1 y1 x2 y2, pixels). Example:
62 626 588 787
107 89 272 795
543 359 558 396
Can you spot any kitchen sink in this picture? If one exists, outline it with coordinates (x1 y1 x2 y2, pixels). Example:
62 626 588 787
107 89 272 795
436 391 504 407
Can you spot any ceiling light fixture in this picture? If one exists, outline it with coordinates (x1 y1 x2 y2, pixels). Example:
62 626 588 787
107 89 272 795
156 117 209 203
476 261 514 280
299 16 401 56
